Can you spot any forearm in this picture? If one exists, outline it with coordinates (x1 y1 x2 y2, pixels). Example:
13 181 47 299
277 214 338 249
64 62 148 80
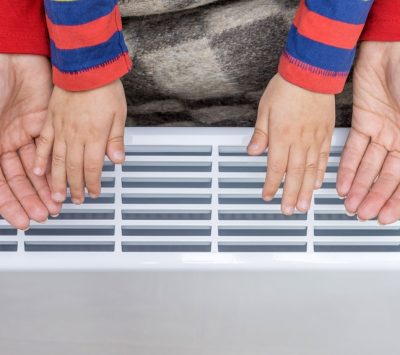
278 0 375 94
44 0 132 91
361 0 400 41
0 0 49 56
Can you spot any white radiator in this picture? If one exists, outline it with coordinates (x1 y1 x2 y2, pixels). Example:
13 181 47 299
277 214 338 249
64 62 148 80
0 127 399 355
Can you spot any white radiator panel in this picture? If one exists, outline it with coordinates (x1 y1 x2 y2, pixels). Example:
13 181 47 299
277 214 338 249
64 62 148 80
0 127 399 355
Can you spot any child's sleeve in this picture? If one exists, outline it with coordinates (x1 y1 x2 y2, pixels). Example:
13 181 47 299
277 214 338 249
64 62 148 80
361 0 400 41
278 0 374 94
44 0 132 91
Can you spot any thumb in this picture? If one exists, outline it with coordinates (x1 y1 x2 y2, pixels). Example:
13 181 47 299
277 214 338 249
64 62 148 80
247 103 269 156
106 116 126 164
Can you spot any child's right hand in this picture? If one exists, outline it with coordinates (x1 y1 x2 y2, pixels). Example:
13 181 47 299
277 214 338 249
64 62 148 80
247 73 335 215
32 79 127 204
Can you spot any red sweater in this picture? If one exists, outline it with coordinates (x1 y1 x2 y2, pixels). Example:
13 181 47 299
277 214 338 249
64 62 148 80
0 0 49 56
0 0 399 92
361 0 400 41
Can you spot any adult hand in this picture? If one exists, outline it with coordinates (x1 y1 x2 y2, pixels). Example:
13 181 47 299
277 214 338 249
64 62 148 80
336 42 400 224
0 54 61 230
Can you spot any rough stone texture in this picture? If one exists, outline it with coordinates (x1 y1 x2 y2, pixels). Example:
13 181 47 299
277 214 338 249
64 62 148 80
119 0 353 127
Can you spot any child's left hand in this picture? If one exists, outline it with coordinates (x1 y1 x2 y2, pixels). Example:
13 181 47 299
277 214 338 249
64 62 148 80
247 74 335 214
33 79 127 204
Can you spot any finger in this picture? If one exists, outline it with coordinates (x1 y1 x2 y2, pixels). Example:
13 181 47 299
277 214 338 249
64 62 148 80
84 142 107 198
66 140 85 204
336 128 369 197
358 152 400 222
33 118 54 177
0 165 30 230
247 106 269 155
344 142 387 215
19 143 62 216
51 139 67 203
378 182 400 225
0 151 48 223
262 133 289 202
281 144 307 215
315 137 331 189
106 115 125 164
296 145 320 212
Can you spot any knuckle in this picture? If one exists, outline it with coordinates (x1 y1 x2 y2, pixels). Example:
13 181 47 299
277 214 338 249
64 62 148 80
305 162 318 173
268 161 285 175
85 163 101 175
319 151 329 161
289 165 305 176
378 172 397 185
52 153 65 166
37 134 51 150
66 162 81 173
108 135 124 145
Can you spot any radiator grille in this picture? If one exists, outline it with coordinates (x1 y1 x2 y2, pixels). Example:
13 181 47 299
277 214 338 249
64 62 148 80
1 127 399 254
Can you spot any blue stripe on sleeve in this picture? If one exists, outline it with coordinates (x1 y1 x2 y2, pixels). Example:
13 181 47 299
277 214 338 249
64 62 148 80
50 31 128 72
44 0 118 26
306 0 374 25
285 25 356 73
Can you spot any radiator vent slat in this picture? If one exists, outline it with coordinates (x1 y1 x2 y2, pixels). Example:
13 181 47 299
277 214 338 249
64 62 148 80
122 210 211 220
121 226 211 237
125 145 212 156
122 177 212 188
25 242 115 252
218 242 307 252
123 162 212 172
219 226 307 237
25 226 115 236
314 243 400 252
64 194 115 204
315 227 400 237
219 210 307 221
0 242 18 252
0 227 17 236
122 242 211 252
49 209 115 220
122 194 212 204
219 194 281 205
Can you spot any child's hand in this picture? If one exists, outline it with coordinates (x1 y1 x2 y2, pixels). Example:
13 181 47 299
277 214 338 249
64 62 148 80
33 79 127 204
247 73 335 214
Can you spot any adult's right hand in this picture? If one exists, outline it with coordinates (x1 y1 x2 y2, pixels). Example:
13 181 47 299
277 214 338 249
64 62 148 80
0 54 61 230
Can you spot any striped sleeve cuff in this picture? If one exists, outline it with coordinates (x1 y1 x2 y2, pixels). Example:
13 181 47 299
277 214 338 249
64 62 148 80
278 0 374 94
44 0 132 91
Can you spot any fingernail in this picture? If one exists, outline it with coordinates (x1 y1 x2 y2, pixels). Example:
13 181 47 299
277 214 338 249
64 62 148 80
89 193 99 199
338 195 346 200
314 180 322 189
282 206 294 215
71 198 83 205
113 151 124 161
357 216 366 222
52 192 65 202
345 211 356 217
22 227 30 232
33 167 43 176
248 143 259 150
263 195 273 202
51 214 60 218
297 201 309 211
